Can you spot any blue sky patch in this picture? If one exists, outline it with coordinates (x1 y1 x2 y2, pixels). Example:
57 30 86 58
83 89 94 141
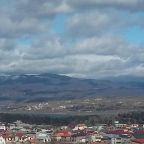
125 26 144 43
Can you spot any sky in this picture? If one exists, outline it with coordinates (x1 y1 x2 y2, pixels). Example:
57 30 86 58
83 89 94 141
0 0 144 78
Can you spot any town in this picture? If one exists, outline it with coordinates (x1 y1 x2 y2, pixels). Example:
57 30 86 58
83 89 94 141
0 0 144 144
1 96 144 114
0 120 144 144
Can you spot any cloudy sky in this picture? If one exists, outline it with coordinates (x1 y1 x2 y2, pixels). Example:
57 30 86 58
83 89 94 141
0 0 144 78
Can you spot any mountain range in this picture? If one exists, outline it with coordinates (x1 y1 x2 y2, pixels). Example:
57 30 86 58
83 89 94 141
0 73 144 103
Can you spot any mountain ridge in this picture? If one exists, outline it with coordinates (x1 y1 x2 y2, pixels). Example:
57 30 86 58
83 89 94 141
0 73 144 103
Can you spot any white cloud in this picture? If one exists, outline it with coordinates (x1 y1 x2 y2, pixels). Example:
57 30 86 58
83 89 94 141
0 0 144 78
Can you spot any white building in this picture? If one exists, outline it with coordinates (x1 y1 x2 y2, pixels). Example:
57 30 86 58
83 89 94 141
0 137 6 144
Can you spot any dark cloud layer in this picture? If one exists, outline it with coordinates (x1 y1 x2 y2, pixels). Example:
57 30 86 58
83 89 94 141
68 0 144 12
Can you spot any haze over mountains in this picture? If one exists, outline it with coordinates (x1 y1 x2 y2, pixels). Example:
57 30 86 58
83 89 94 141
0 73 144 103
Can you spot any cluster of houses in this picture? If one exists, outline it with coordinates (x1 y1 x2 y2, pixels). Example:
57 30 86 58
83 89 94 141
0 121 144 143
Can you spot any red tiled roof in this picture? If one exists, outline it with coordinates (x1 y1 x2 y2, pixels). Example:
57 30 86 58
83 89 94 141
2 132 14 139
84 128 95 133
107 129 130 135
54 129 72 137
131 138 144 143
16 132 24 138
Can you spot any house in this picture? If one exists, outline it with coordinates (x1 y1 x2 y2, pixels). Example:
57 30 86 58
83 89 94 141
36 132 51 142
84 128 96 135
79 137 87 143
18 135 36 143
131 138 144 144
9 123 16 130
15 131 24 142
87 134 103 142
106 129 130 135
53 129 72 141
0 124 6 132
73 124 87 131
111 137 123 144
2 132 15 142
102 133 123 144
94 124 107 131
131 124 139 128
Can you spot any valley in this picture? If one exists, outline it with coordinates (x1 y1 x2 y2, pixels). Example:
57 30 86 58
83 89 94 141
0 96 144 115
0 73 144 115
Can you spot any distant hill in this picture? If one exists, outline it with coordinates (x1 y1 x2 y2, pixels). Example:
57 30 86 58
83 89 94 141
0 73 144 102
